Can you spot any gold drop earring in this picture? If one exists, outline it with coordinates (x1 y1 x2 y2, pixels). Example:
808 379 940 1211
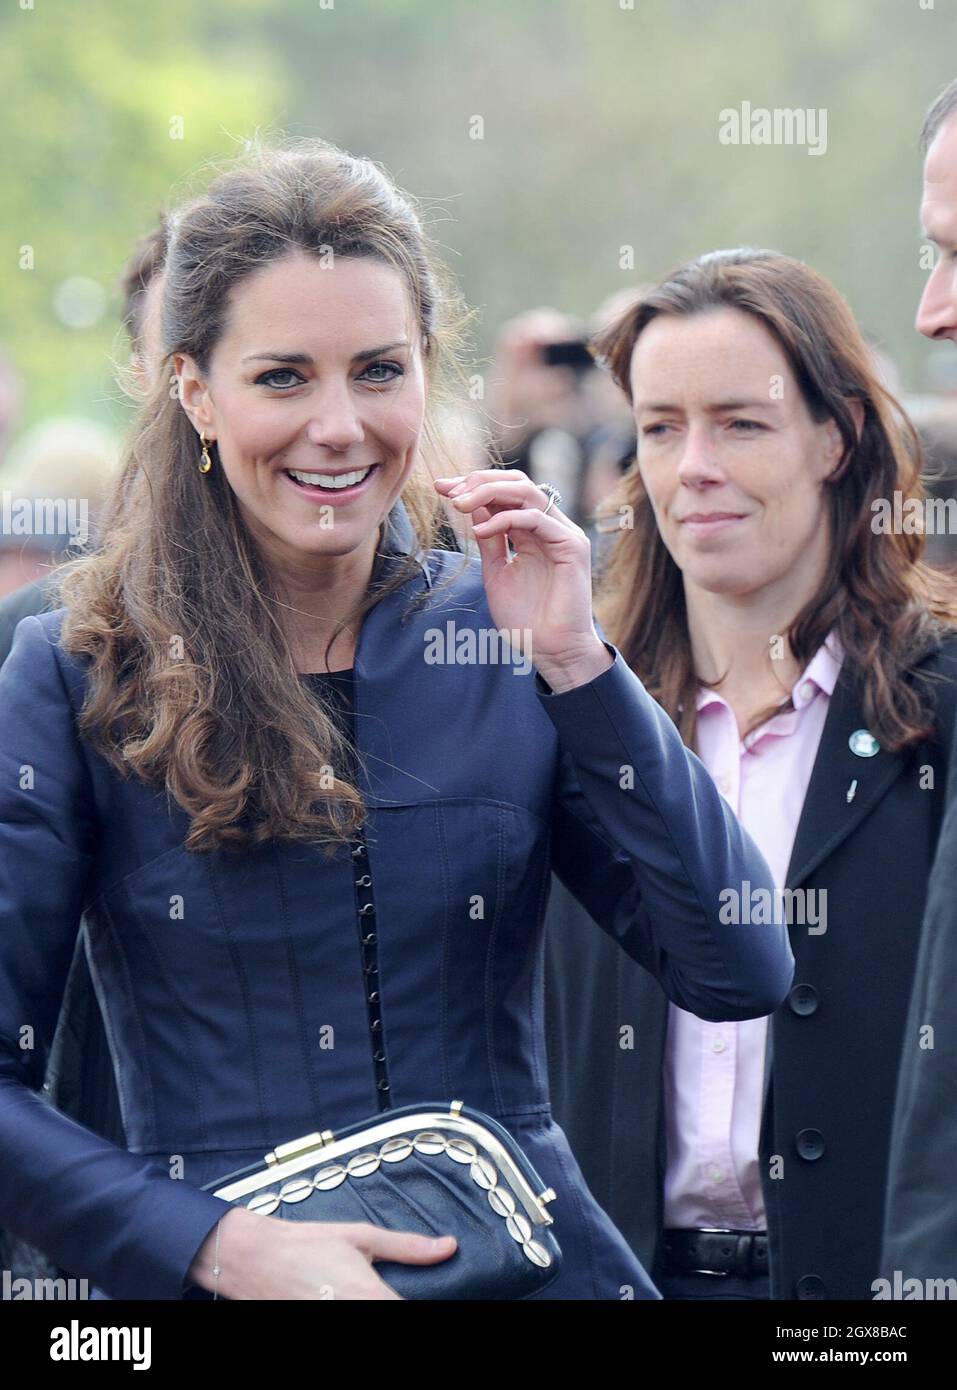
199 430 214 474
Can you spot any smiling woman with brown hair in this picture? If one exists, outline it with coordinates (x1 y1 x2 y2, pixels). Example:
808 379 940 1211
0 149 790 1301
546 246 957 1302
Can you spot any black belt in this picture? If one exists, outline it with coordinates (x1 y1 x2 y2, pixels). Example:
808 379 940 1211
660 1228 769 1278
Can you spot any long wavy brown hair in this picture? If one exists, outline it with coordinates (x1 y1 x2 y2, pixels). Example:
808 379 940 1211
53 137 473 854
591 248 957 752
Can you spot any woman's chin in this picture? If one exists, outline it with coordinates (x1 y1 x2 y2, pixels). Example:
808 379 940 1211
685 565 763 600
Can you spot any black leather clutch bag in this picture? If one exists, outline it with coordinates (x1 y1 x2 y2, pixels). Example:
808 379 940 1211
195 1099 562 1299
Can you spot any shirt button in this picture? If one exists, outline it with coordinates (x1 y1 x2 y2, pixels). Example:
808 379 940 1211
716 774 733 796
708 1164 726 1184
711 1036 727 1053
799 681 815 701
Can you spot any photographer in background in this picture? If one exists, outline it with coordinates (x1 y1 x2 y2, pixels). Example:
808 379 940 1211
487 298 638 536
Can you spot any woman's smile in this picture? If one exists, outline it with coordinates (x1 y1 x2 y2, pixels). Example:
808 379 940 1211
280 461 382 505
677 511 750 539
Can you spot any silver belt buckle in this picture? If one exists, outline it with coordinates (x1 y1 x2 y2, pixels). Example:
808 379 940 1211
688 1225 737 1277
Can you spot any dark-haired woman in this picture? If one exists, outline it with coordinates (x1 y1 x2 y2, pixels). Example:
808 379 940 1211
0 150 790 1301
546 247 957 1301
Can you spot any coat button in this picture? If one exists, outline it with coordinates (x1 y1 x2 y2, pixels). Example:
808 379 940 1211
788 984 819 1016
370 1018 382 1032
361 932 377 945
795 1274 826 1299
795 1128 825 1161
359 903 375 916
377 1079 390 1092
355 874 372 887
351 844 367 858
368 991 380 1004
373 1050 386 1062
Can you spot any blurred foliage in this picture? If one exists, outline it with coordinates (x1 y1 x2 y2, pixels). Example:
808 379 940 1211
0 0 284 440
3 0 957 445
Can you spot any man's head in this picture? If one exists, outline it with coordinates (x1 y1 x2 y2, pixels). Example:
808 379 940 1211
118 215 170 383
917 78 957 342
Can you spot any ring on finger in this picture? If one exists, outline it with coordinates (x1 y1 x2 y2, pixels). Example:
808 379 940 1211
539 483 563 516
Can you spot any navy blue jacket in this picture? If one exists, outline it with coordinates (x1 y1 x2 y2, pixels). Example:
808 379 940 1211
0 504 792 1299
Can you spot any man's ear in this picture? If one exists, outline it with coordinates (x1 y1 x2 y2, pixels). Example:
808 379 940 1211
174 352 215 439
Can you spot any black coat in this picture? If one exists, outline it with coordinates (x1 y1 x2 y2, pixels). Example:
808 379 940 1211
545 635 957 1300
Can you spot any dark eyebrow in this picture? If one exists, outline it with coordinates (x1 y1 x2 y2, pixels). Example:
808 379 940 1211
242 351 312 365
241 340 410 366
636 398 778 414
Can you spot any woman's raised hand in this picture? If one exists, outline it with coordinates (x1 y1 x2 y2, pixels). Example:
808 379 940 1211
434 469 613 693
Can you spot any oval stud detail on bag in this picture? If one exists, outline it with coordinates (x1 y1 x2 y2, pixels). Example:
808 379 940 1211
279 1178 314 1203
412 1131 446 1155
488 1186 516 1217
312 1164 347 1190
524 1239 552 1268
470 1156 497 1190
506 1213 532 1244
246 1192 281 1215
446 1137 478 1164
346 1151 380 1178
380 1137 414 1163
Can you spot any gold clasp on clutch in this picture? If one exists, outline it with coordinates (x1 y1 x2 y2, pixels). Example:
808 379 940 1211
266 1128 335 1167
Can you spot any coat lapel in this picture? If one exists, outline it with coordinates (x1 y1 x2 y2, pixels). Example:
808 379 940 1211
372 497 435 589
762 644 938 1113
785 662 909 891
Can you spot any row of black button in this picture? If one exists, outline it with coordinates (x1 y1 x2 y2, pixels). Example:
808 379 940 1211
787 980 827 1295
350 839 392 1110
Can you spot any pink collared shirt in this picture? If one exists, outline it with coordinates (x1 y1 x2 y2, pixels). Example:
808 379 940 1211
661 634 844 1231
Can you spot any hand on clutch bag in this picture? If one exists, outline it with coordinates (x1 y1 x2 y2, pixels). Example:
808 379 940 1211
188 1207 457 1300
